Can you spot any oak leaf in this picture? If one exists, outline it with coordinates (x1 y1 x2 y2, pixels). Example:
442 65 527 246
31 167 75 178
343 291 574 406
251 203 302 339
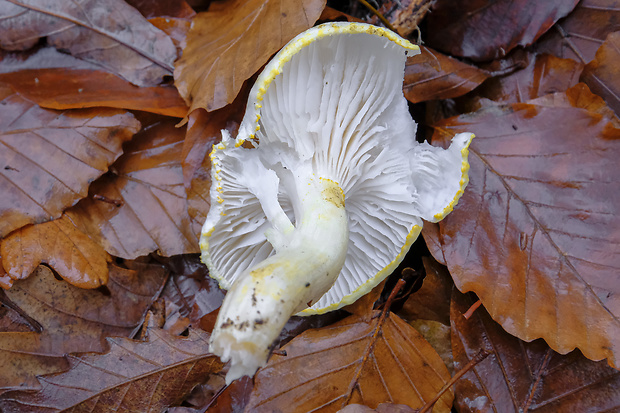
581 31 620 116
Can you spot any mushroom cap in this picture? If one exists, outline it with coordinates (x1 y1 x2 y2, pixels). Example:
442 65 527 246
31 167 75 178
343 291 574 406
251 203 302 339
201 22 473 315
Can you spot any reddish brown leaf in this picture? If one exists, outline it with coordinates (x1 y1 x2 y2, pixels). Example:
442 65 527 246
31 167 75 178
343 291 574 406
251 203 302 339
404 46 489 104
247 311 453 412
431 100 620 368
0 0 177 86
581 31 620 116
0 69 188 117
149 16 192 50
536 0 620 63
206 376 253 413
126 0 196 19
451 290 620 412
0 86 140 238
421 222 447 266
426 0 579 61
0 328 224 412
173 0 326 113
67 118 199 259
1 215 110 289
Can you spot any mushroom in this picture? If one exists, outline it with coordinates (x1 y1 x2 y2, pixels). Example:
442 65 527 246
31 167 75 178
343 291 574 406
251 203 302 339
200 22 473 383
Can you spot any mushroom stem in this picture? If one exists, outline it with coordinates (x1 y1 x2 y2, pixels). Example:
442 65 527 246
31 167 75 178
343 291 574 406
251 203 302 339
209 176 349 383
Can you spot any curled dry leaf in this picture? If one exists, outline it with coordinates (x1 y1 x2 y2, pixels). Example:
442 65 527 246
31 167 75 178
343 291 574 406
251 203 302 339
0 328 224 412
536 0 620 63
173 0 326 113
0 0 176 86
67 118 199 259
1 215 110 289
247 311 452 412
426 0 579 61
0 85 140 238
404 46 489 104
431 98 620 368
451 290 620 412
581 31 620 116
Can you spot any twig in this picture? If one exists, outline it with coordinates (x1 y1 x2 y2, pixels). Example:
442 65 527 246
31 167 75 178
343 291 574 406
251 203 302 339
356 0 398 33
463 299 482 319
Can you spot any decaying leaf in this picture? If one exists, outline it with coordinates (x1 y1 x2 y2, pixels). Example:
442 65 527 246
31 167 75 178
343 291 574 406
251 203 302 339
581 31 620 116
173 0 326 113
0 86 140 238
247 311 453 412
0 328 224 412
426 0 579 61
367 0 433 37
431 98 620 368
1 215 110 289
0 0 177 86
67 118 199 259
451 290 620 412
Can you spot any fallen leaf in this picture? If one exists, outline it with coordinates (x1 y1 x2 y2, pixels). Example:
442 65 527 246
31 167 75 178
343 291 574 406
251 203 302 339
410 319 453 374
536 0 620 63
426 0 579 61
174 0 326 113
431 100 620 368
149 16 192 51
67 118 200 259
339 403 415 413
581 31 620 116
247 311 453 412
368 0 432 38
451 290 620 412
126 0 196 19
1 215 110 289
0 0 177 86
0 86 140 238
403 46 489 103
421 222 447 266
0 328 224 412
0 68 188 117
206 376 253 413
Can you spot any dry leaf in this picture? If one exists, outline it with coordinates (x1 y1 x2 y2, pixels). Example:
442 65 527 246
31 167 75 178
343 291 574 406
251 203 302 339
126 0 196 19
431 99 620 368
67 118 199 259
581 31 620 116
426 0 579 61
451 290 620 412
368 0 432 37
0 328 224 412
247 311 453 412
1 215 111 289
0 85 140 238
404 46 489 103
174 0 326 113
0 0 176 86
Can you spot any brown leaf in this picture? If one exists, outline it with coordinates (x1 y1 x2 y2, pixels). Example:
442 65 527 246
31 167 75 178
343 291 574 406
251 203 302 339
426 0 579 61
0 68 188 117
0 0 177 86
247 311 453 412
125 0 196 19
173 0 326 113
0 86 140 238
581 31 620 116
0 328 224 412
431 100 620 368
404 46 489 104
206 375 253 413
451 290 620 412
67 118 200 259
421 222 447 266
368 0 433 38
1 215 110 289
536 0 620 64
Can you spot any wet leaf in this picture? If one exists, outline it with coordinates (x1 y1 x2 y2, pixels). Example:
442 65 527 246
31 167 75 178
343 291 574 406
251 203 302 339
0 68 188 117
581 31 620 116
173 0 326 113
0 86 140 238
0 0 176 86
247 311 453 412
1 215 110 289
0 328 224 412
451 290 620 412
403 46 489 103
426 0 579 61
206 376 252 413
431 99 620 368
536 0 620 63
67 118 200 259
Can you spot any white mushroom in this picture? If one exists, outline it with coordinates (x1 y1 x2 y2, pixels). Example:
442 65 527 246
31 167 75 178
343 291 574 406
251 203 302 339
200 22 473 383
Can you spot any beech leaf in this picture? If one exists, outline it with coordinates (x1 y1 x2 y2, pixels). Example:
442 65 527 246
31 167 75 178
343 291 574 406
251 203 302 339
173 0 326 113
581 31 620 116
247 311 453 412
0 85 140 238
0 328 224 412
431 98 620 368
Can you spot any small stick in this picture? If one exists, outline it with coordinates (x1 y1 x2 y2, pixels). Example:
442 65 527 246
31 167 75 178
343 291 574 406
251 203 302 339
463 299 482 319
